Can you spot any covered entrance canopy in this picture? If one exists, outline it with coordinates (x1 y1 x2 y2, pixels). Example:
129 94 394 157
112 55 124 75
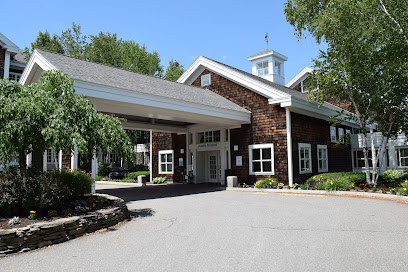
21 50 251 133
20 49 251 187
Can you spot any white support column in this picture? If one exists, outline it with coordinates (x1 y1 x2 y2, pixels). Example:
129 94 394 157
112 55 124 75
58 150 63 170
185 131 189 184
3 52 10 79
149 129 153 183
43 151 47 172
192 149 197 184
71 144 78 170
91 152 97 193
286 107 293 186
26 153 32 167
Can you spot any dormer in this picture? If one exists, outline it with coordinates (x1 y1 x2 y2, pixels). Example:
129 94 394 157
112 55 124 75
248 49 288 85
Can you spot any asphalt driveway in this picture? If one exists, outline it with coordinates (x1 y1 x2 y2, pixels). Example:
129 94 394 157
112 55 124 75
1 183 408 271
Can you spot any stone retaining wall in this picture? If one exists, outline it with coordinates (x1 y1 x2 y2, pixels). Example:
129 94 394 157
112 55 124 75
0 194 129 257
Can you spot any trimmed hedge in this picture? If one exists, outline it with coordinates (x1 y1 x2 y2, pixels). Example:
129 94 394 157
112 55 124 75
0 167 92 217
128 171 150 180
306 172 366 191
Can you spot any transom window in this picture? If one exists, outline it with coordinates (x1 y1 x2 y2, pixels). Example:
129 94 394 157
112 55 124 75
274 62 282 76
299 143 312 174
8 72 21 82
397 147 408 167
257 61 269 76
317 145 328 172
197 130 220 143
159 150 174 174
330 126 337 143
249 143 274 175
201 74 211 86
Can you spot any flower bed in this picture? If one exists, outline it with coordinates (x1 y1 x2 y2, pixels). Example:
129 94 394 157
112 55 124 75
0 193 129 257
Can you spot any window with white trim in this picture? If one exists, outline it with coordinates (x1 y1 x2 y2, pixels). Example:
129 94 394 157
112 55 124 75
396 147 408 167
338 128 344 144
317 145 328 172
47 148 55 163
345 129 351 135
330 126 337 143
257 61 269 76
299 143 312 174
159 150 174 174
8 72 21 82
249 143 274 175
197 130 221 143
352 149 389 168
274 61 282 76
201 74 211 86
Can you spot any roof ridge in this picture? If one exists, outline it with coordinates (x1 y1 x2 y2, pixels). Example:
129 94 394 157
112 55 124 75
35 49 212 93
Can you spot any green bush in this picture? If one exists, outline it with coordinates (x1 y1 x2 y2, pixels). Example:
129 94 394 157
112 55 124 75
324 177 353 191
152 177 167 184
307 172 366 185
313 182 326 190
128 171 150 180
400 180 408 196
98 161 114 176
0 166 92 217
128 164 149 172
379 170 408 187
255 178 278 189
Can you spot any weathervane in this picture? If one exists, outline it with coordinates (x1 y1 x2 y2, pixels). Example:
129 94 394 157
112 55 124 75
265 32 269 49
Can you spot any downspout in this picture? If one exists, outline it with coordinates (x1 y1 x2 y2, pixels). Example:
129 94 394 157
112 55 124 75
286 107 293 186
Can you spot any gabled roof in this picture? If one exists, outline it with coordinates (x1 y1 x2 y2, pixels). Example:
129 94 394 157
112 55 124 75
285 67 313 89
178 56 343 113
0 32 20 54
29 49 250 114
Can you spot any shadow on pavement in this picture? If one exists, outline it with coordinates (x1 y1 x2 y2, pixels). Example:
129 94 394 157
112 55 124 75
96 183 225 202
129 208 156 218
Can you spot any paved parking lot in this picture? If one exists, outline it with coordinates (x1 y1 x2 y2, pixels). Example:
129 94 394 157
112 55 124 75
2 183 408 271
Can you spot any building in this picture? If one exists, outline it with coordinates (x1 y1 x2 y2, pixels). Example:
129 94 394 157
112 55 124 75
0 32 26 81
18 47 360 187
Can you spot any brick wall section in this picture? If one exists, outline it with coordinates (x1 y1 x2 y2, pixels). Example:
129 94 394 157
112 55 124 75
0 49 5 79
152 132 173 182
291 112 352 183
191 70 289 184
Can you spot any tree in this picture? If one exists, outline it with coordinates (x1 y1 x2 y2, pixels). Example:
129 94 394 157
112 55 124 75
0 71 135 168
284 0 408 184
24 31 64 60
60 22 88 59
165 59 185 81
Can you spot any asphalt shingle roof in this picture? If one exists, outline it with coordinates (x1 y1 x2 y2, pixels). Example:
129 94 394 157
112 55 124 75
36 49 250 114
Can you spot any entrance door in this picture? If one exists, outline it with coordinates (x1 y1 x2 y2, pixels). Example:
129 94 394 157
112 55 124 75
208 151 219 183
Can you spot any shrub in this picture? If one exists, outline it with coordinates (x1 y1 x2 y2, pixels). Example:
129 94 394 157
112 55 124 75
325 177 353 191
255 178 277 189
98 161 114 176
313 182 326 190
400 180 408 196
128 171 150 180
0 166 92 217
307 172 366 185
128 164 149 172
152 177 167 184
379 170 408 187
300 183 310 190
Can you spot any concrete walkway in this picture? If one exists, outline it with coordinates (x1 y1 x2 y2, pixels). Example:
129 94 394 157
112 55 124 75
1 183 408 271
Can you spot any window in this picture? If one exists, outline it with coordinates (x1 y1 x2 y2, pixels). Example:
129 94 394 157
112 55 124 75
257 61 269 76
47 148 55 163
317 145 328 172
201 74 211 86
159 150 174 174
299 143 312 174
274 62 282 76
353 149 389 168
108 151 117 164
338 128 344 144
197 130 221 143
346 129 351 135
8 72 21 82
330 126 337 143
249 143 274 175
397 147 408 167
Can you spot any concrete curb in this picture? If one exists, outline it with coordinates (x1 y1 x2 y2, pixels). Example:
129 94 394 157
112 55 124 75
225 187 408 203
96 181 143 186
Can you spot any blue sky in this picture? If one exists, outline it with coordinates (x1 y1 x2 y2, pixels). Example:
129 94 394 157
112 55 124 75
1 0 326 83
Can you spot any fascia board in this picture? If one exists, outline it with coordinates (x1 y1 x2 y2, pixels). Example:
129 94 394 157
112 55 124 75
178 56 291 100
74 80 252 124
248 51 288 61
285 67 313 88
20 50 58 85
280 97 358 127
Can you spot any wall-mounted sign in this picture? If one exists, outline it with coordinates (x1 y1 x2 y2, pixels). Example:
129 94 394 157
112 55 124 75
179 158 184 167
180 149 184 154
198 143 218 148
236 156 242 166
234 145 238 151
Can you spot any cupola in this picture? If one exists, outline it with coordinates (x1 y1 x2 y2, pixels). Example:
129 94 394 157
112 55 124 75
248 49 288 85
